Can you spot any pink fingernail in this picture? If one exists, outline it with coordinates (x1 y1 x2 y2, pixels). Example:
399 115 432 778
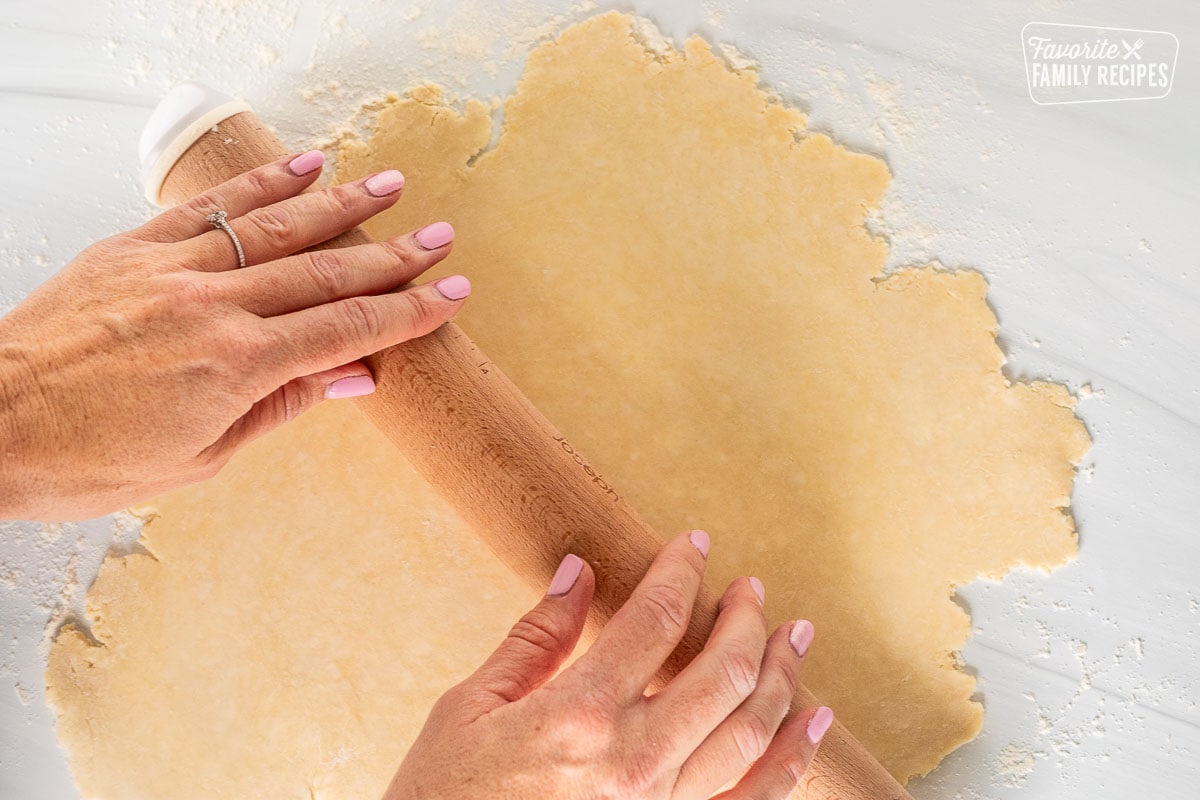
288 149 325 176
807 707 834 745
364 169 405 197
688 529 710 557
414 221 455 250
325 375 376 399
749 577 765 605
790 619 815 657
434 275 471 300
547 554 584 597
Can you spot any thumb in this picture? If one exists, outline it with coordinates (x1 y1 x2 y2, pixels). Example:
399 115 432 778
465 554 594 711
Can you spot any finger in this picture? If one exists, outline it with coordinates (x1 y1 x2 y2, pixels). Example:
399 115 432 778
459 554 595 718
185 169 408 271
255 275 470 384
134 150 328 244
576 530 710 703
216 222 455 317
199 360 374 467
647 577 770 765
672 620 814 797
710 706 833 800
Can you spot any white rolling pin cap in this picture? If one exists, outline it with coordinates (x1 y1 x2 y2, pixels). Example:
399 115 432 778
139 81 250 207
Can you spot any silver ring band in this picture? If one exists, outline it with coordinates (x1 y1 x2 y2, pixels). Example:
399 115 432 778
205 210 246 268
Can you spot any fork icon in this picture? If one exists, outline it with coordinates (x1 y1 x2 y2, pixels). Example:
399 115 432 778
1122 38 1145 60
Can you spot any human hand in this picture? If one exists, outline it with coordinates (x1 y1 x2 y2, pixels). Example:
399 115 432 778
385 531 831 800
0 151 467 521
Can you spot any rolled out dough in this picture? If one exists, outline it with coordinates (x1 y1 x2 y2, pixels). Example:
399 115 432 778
47 12 1090 797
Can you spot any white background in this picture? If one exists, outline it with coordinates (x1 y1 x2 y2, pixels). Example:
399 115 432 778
1 1 1197 798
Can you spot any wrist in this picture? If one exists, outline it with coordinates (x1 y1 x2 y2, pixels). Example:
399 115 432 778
0 393 25 522
0 337 46 520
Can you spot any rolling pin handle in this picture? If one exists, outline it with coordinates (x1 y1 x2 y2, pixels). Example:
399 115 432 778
139 81 250 207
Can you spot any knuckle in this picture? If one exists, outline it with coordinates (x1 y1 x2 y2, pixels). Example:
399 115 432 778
540 703 617 771
240 321 283 360
684 548 707 580
772 649 801 699
85 234 130 261
399 288 441 328
214 325 268 381
183 241 224 272
507 607 566 656
183 192 220 222
233 326 288 390
149 273 224 319
380 238 416 269
667 545 707 586
775 754 808 789
638 583 692 639
242 168 275 198
567 665 624 721
244 205 299 249
337 296 386 344
429 683 466 719
325 184 362 216
276 379 315 423
718 644 761 698
174 274 223 307
617 746 664 797
568 689 618 737
304 250 350 298
730 710 774 765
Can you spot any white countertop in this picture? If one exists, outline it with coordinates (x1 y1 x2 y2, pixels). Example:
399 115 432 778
1 1 1198 798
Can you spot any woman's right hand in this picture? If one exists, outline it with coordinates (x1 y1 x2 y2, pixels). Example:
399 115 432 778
0 152 466 522
385 530 831 800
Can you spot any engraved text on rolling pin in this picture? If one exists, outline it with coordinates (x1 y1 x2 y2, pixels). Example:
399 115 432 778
553 436 620 502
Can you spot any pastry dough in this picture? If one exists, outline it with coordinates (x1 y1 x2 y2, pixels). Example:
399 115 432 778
47 12 1090 796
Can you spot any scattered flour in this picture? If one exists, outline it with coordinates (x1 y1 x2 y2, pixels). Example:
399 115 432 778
993 742 1037 787
256 45 281 66
716 42 757 72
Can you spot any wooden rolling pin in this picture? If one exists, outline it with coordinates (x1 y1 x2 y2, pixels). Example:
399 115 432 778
151 94 909 800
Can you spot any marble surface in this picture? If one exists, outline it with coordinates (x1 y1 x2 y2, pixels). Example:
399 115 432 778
1 1 1197 798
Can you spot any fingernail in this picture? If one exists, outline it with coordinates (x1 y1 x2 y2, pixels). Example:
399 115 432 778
749 577 765 605
288 149 325 176
547 553 584 597
325 375 376 399
364 169 405 197
688 529 710 557
807 706 834 745
789 619 815 657
414 221 455 250
434 275 471 300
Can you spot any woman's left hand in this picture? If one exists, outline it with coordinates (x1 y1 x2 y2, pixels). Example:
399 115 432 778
0 150 467 521
384 533 827 800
